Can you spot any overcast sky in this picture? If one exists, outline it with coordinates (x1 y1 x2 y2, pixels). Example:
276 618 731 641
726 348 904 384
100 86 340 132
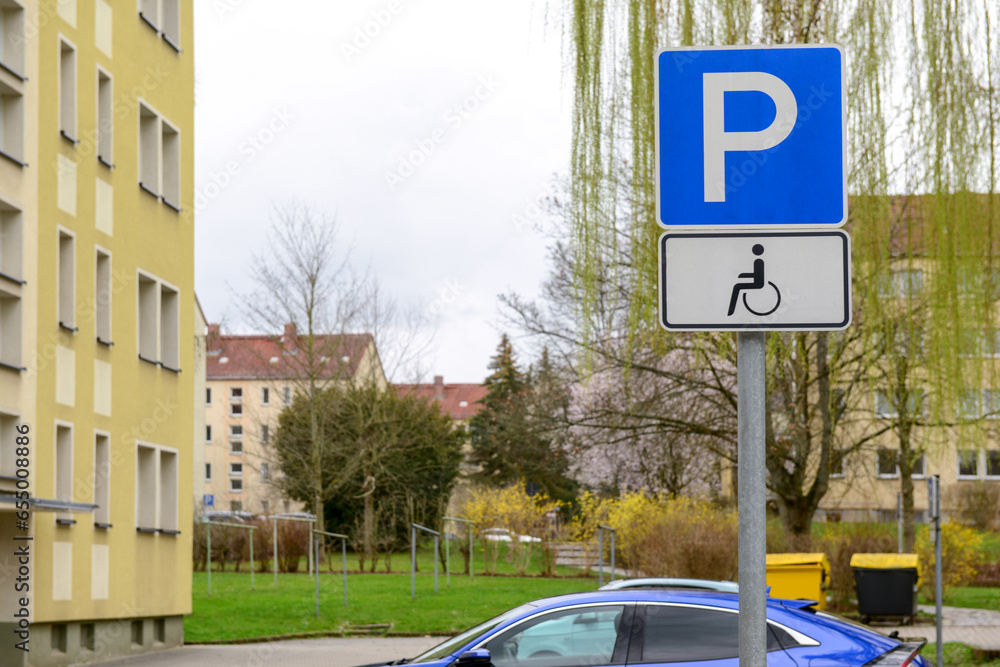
194 0 572 384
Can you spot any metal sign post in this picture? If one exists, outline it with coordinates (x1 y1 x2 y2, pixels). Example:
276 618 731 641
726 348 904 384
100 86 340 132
737 332 768 664
928 475 942 667
597 525 616 587
897 492 903 554
654 44 847 667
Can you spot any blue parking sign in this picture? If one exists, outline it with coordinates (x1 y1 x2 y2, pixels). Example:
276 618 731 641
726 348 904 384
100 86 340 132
656 45 846 228
203 494 214 507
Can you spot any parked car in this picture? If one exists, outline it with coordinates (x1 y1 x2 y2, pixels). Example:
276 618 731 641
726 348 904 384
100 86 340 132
599 578 740 594
482 527 542 543
361 589 926 667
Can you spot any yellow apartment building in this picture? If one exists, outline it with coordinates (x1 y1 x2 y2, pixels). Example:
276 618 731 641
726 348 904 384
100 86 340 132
0 1 194 665
202 324 387 516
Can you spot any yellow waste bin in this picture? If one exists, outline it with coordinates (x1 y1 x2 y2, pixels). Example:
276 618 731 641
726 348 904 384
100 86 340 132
765 553 831 609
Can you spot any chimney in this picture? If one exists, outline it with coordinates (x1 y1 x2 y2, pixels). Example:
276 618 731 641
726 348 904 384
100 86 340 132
433 375 444 400
207 324 221 355
282 323 297 352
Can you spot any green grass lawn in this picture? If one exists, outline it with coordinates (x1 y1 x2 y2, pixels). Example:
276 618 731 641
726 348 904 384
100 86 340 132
921 643 1000 666
940 587 1000 612
188 570 596 643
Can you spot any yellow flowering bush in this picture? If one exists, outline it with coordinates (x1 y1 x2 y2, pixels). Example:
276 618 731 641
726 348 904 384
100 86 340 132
461 483 560 575
916 523 983 600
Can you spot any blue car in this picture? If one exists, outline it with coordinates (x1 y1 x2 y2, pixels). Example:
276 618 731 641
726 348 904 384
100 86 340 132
381 589 926 667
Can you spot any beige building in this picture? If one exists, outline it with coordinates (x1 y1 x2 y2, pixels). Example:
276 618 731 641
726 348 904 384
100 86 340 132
202 324 387 515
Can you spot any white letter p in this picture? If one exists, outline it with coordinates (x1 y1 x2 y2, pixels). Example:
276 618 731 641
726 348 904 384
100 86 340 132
702 71 797 202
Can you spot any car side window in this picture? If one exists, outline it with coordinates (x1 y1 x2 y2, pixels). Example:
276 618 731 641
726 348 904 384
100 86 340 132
635 605 791 664
484 605 626 667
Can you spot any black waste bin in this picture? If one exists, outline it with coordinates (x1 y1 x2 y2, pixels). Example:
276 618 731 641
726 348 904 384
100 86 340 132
850 553 920 623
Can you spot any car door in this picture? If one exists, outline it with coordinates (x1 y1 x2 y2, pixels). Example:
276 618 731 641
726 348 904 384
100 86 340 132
481 603 633 667
626 603 800 667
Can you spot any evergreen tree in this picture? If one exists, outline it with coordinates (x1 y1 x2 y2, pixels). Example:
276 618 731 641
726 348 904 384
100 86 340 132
470 336 577 501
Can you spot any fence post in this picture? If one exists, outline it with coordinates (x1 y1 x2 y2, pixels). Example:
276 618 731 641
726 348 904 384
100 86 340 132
469 522 474 579
273 517 278 585
411 525 417 599
598 527 604 587
315 533 321 618
434 535 439 594
610 530 616 582
250 527 255 591
445 524 450 587
342 536 348 607
206 521 212 597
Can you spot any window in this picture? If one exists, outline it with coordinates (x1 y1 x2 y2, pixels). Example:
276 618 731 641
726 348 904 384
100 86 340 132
283 386 291 405
636 604 792 663
0 204 22 280
95 248 111 344
138 102 158 194
159 283 179 370
154 618 166 644
55 424 73 521
230 462 242 476
230 439 242 455
829 449 845 478
261 499 269 514
0 78 24 162
484 605 625 667
261 387 269 406
909 452 926 478
205 462 211 481
230 500 242 512
94 432 110 526
161 119 180 209
137 272 157 361
136 444 156 528
987 451 1000 478
136 270 181 369
875 389 923 419
230 387 243 416
230 478 243 493
97 69 112 165
206 387 212 404
0 2 26 77
878 269 923 298
260 462 269 481
137 100 180 210
0 413 16 476
229 424 242 439
136 443 179 531
877 448 899 478
140 0 180 50
52 624 68 653
230 387 243 400
81 623 95 652
205 425 212 442
958 449 980 479
0 288 21 368
59 38 76 140
58 229 75 330
260 424 269 444
131 620 143 647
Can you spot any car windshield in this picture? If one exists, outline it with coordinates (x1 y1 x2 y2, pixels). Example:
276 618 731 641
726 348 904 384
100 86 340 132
410 603 538 664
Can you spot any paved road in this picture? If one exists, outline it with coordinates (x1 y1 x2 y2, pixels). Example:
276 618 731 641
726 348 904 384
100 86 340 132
101 636 445 667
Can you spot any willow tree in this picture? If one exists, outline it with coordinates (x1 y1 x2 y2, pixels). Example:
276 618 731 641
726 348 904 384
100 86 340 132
561 0 999 542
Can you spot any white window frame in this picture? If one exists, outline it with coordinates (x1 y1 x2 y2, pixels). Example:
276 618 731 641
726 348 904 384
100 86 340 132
93 429 111 526
54 421 74 523
282 386 291 406
957 449 981 480
0 1 27 78
229 439 243 455
229 477 243 493
138 0 181 51
134 440 179 532
135 268 181 371
260 462 269 481
0 75 25 163
261 387 269 406
876 447 899 479
58 35 77 141
0 411 19 477
57 226 76 331
95 246 112 345
204 462 212 482
96 67 113 167
206 387 212 404
136 97 180 211
158 280 180 370
986 451 1000 480
229 462 242 477
229 424 242 439
205 424 212 443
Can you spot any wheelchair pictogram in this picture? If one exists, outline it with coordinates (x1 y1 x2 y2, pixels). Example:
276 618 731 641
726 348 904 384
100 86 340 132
727 244 782 317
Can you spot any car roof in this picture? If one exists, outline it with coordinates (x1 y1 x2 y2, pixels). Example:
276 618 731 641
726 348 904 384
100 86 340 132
527 588 825 613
